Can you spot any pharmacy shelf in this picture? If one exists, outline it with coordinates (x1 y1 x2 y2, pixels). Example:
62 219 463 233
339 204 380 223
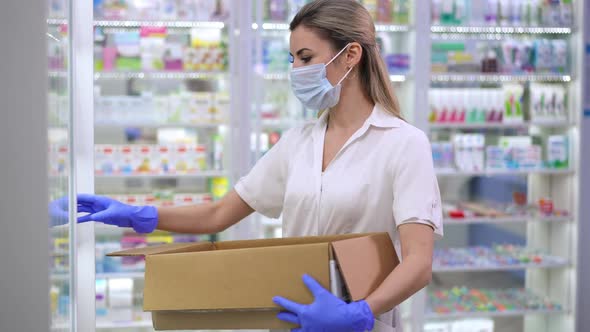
94 71 227 80
435 168 574 177
96 320 153 329
261 119 307 130
425 308 565 320
52 272 145 281
48 70 68 78
429 120 573 130
46 18 67 25
444 215 572 225
253 22 411 32
433 260 569 273
94 20 225 29
95 123 225 129
375 24 413 32
52 319 153 330
431 25 573 35
431 73 572 83
96 272 145 279
47 18 226 29
261 72 409 82
95 171 227 179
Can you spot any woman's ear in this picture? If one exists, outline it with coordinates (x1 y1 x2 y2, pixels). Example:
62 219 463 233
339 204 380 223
345 42 363 67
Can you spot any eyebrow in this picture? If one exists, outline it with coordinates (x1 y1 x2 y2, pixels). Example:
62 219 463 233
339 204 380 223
289 48 312 57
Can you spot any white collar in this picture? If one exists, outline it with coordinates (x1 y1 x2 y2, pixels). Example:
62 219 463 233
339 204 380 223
314 103 402 134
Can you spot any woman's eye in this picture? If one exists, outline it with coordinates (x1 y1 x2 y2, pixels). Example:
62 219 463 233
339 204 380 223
301 57 311 63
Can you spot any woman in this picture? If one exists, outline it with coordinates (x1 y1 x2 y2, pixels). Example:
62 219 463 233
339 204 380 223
77 1 443 331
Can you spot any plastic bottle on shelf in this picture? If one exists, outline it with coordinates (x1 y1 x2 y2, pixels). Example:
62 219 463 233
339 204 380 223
439 91 450 123
393 0 410 25
377 0 393 23
267 0 288 21
363 0 378 21
431 0 442 25
212 134 224 171
454 0 466 25
543 0 562 26
484 0 499 25
288 0 308 21
560 0 573 27
459 90 468 123
511 0 524 26
428 90 440 123
498 0 510 26
440 0 455 25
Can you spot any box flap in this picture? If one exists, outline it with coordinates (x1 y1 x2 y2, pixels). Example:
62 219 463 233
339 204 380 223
143 242 330 311
107 242 213 257
331 233 398 301
215 233 366 250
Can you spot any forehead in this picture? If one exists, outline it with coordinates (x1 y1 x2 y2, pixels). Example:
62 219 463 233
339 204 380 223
289 25 330 53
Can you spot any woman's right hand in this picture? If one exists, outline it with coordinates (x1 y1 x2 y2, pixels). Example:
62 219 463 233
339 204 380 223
77 194 158 234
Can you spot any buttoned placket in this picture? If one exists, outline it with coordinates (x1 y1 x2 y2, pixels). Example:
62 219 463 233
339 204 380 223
311 114 374 235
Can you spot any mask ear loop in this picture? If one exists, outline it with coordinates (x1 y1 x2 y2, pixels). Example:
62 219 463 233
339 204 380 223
325 43 352 67
337 66 355 85
326 43 355 86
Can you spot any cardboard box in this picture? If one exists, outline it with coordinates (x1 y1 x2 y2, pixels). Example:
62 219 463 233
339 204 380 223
108 232 399 330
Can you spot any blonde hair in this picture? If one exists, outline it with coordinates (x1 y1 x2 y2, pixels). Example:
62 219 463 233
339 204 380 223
290 0 402 119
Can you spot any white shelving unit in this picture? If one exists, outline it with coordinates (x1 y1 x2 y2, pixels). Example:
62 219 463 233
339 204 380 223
433 261 569 273
93 71 227 80
435 168 575 177
425 308 566 320
429 120 573 130
84 2 243 328
443 215 572 225
431 73 572 83
431 25 574 34
94 171 227 179
422 1 584 331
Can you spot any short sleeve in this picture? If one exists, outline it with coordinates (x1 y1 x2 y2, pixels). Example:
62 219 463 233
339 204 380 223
392 130 443 238
234 129 293 218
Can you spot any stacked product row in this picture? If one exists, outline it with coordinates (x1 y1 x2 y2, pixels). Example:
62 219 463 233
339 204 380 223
260 0 411 24
433 245 567 270
432 134 569 172
95 92 229 126
431 0 574 27
93 142 224 175
427 288 562 316
432 39 568 74
443 196 570 220
429 84 568 124
93 27 227 72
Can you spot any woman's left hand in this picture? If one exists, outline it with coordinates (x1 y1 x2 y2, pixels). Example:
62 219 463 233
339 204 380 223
273 274 375 332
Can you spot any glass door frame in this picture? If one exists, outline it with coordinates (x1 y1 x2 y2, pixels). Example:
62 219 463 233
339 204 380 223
69 0 96 330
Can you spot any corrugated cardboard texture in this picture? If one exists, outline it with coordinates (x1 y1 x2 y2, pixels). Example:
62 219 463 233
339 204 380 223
143 243 331 311
152 310 296 330
107 242 214 257
332 233 399 301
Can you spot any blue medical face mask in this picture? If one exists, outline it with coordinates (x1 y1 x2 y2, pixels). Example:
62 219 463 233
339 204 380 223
290 43 354 111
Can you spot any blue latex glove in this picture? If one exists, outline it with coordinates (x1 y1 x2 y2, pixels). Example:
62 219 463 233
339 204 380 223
77 194 158 233
273 274 375 332
49 196 70 227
